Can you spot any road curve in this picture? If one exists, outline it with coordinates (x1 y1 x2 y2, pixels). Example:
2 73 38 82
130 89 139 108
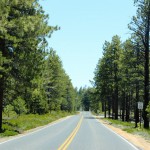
0 112 139 150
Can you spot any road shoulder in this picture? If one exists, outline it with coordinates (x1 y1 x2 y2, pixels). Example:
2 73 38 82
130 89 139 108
98 118 150 150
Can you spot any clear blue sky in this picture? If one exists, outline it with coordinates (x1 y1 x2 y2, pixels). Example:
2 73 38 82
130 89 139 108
40 0 137 88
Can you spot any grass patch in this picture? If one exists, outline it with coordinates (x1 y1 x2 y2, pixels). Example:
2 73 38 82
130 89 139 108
103 118 150 140
0 111 76 137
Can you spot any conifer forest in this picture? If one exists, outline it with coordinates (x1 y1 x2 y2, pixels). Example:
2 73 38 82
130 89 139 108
0 0 150 133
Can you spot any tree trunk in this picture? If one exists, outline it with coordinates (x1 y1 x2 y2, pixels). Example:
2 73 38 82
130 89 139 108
143 15 149 129
112 93 115 119
122 91 125 121
135 82 139 128
135 43 140 128
143 48 149 128
104 100 106 118
126 95 130 122
0 38 5 131
114 86 118 120
108 97 111 118
0 78 4 131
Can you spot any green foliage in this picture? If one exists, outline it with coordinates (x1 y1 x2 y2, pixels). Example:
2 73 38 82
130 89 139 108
63 78 76 112
0 111 76 137
94 35 122 119
13 97 27 115
82 88 92 111
0 129 18 137
94 34 147 123
93 3 150 126
3 104 15 118
76 87 98 112
44 49 65 111
129 0 150 128
0 0 79 133
43 49 77 112
0 0 58 130
31 88 48 114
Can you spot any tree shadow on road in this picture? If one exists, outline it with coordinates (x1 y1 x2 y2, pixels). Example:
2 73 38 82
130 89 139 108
84 116 96 119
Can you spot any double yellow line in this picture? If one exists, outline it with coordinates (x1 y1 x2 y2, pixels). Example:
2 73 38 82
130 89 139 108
58 116 83 150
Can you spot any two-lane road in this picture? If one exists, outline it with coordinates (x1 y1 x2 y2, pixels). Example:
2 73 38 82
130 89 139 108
0 112 139 150
68 112 138 150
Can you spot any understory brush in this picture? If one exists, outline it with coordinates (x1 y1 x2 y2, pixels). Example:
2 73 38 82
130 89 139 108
0 111 75 137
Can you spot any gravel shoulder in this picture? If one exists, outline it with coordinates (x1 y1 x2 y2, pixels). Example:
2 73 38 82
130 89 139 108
99 118 150 150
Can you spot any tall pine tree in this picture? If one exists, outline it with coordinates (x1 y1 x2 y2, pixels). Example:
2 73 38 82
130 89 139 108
0 0 56 131
129 0 150 128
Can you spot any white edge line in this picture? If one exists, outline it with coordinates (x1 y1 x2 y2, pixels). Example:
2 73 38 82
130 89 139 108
0 116 72 145
95 118 140 150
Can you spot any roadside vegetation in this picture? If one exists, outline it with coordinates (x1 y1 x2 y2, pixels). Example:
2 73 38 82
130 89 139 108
102 118 150 141
0 0 150 140
0 0 81 133
93 0 150 129
0 111 76 137
80 0 150 130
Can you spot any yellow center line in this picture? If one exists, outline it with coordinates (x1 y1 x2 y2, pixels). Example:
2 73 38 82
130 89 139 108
58 115 83 150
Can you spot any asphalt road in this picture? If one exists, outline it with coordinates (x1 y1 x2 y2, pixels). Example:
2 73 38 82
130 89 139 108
0 112 139 150
68 112 139 150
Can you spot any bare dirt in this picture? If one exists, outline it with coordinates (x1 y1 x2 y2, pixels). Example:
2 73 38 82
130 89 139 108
99 119 150 150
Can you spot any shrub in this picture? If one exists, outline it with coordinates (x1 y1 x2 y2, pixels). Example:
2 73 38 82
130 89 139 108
13 97 27 115
3 104 14 117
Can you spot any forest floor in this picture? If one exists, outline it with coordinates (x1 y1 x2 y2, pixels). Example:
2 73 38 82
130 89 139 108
99 118 150 150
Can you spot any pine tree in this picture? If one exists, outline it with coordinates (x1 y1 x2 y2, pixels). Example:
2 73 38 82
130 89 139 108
129 0 150 128
0 0 56 131
44 49 65 111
